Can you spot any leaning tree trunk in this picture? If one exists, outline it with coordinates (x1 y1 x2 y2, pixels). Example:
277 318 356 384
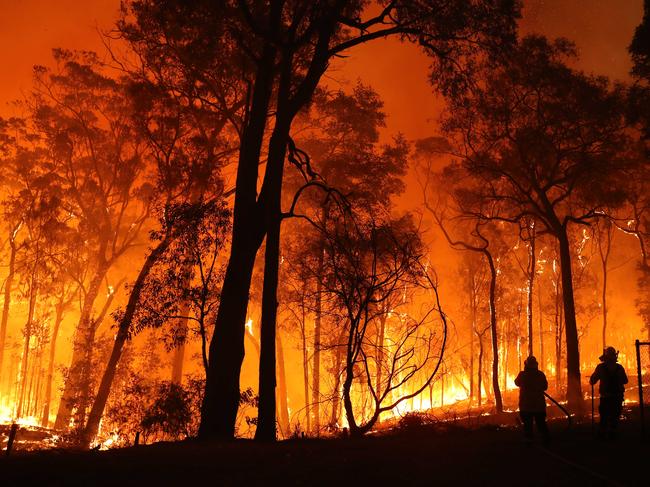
75 282 121 428
484 251 503 413
557 227 584 413
82 235 172 447
55 260 109 430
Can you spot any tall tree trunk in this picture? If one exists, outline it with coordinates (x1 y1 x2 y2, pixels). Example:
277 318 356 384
557 228 584 413
300 297 310 433
469 270 477 404
311 205 328 435
82 236 171 447
17 274 37 419
538 285 544 367
276 331 290 438
376 310 387 403
255 107 292 441
477 331 484 407
554 282 563 391
527 227 536 357
55 260 109 430
329 327 347 428
0 230 18 394
41 300 65 426
469 271 476 406
484 251 503 413
199 42 276 441
256 222 280 441
597 220 612 349
311 248 324 436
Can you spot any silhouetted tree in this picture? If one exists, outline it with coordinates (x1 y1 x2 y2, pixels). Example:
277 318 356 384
282 84 407 435
322 213 445 436
119 0 520 440
17 50 156 429
81 77 231 446
441 36 630 412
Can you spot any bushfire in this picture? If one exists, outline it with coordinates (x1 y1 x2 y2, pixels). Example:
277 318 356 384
0 2 648 476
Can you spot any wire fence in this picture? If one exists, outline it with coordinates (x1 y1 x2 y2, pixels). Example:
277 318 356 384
634 339 650 435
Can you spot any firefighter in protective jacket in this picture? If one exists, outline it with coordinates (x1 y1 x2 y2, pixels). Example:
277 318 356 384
515 356 549 445
590 346 628 439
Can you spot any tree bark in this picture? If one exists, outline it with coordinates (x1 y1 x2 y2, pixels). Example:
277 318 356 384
477 331 484 407
199 41 276 441
597 220 612 349
255 225 280 441
311 249 324 436
527 228 536 357
557 227 584 413
255 106 292 441
82 235 171 447
376 310 387 404
329 327 347 428
468 266 478 405
538 284 544 367
17 272 38 419
484 251 503 413
300 295 310 433
276 331 290 437
55 259 109 430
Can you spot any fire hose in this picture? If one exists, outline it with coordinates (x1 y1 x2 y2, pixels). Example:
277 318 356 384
544 392 573 429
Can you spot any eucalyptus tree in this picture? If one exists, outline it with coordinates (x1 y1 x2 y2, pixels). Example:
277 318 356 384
441 36 630 412
22 50 155 429
120 0 521 440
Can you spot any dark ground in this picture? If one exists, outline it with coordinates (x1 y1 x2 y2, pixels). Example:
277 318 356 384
1 414 649 487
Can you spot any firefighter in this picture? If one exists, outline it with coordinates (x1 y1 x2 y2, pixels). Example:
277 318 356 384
589 346 628 439
515 356 549 445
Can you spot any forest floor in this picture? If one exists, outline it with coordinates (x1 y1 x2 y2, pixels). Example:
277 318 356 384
1 410 649 487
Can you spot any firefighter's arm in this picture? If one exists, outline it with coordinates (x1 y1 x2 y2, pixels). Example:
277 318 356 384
589 367 600 385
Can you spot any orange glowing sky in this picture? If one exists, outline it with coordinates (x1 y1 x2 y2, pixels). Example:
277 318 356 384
0 1 644 139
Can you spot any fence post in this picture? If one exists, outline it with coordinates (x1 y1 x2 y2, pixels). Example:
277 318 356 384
636 339 645 436
5 423 18 457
